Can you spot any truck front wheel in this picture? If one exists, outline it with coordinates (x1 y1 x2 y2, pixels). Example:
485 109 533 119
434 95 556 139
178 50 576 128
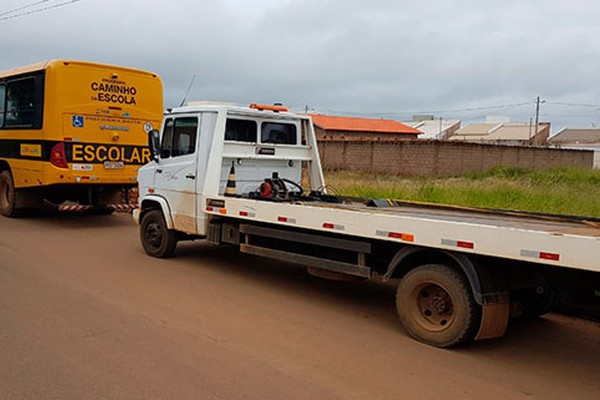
0 170 17 217
140 209 177 258
396 264 481 347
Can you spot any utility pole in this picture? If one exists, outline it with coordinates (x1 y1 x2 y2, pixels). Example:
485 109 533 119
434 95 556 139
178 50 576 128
533 96 541 145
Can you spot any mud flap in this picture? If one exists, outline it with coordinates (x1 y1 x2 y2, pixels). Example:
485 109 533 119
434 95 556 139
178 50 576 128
475 292 510 340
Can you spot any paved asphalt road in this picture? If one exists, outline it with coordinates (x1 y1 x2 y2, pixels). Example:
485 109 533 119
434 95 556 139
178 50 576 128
0 212 599 399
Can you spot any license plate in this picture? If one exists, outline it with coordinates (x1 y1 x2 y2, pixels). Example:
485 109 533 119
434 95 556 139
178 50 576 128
104 161 124 170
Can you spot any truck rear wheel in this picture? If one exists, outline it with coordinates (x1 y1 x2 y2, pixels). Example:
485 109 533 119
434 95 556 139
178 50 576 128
140 209 177 258
396 264 481 347
0 170 18 217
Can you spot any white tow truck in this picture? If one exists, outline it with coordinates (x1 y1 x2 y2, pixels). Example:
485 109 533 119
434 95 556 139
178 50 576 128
134 102 600 347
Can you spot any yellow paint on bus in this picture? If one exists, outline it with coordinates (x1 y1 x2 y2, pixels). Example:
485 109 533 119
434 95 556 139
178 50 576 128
0 60 163 189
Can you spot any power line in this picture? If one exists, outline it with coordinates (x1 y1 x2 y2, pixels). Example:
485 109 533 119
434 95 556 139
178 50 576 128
296 98 600 127
545 101 600 108
0 0 51 17
305 101 532 119
0 0 80 21
408 101 532 115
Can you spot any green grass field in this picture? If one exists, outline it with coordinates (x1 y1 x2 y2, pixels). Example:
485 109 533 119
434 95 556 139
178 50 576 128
323 167 600 218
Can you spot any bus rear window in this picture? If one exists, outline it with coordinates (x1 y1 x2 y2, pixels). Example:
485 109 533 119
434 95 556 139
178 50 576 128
0 84 4 127
261 122 297 144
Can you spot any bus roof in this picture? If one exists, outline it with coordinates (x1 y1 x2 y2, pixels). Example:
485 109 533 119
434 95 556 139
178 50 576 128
0 60 159 79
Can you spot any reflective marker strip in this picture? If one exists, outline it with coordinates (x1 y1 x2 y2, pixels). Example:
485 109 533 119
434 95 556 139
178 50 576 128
540 252 560 261
323 222 345 231
239 211 256 218
442 239 475 249
278 216 297 224
108 203 138 211
205 207 227 214
521 249 560 261
376 230 415 242
58 204 93 212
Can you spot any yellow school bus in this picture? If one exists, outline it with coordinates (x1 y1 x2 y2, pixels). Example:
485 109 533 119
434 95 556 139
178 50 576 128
0 60 163 216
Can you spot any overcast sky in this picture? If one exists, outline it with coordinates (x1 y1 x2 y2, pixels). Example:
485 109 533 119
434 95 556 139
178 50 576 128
3 0 600 131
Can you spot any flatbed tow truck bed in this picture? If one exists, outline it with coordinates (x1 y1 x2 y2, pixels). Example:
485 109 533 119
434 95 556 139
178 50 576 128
208 195 600 273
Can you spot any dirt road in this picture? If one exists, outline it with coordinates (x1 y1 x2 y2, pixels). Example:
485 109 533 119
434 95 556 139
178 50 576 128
0 213 599 399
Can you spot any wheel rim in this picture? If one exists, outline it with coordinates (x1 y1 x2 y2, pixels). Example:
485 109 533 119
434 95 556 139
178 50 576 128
145 221 164 250
410 282 455 332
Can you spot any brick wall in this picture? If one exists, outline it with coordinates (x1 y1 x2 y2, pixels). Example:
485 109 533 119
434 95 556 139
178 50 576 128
314 127 418 141
318 140 594 177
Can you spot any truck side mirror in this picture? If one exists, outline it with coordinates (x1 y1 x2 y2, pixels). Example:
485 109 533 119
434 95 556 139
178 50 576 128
148 129 161 162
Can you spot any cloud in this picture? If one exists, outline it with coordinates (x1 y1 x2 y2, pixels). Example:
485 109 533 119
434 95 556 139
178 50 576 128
1 0 600 127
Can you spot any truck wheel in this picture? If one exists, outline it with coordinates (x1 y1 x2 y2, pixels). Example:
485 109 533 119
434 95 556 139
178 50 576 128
0 170 18 217
396 264 480 348
140 209 177 258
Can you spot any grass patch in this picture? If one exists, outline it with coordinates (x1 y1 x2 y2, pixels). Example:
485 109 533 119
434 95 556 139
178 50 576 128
323 167 600 217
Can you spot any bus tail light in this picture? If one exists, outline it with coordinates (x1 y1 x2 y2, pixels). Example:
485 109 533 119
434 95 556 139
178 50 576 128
50 142 68 168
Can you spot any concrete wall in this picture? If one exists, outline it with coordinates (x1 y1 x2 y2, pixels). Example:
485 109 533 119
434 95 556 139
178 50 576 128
318 140 594 177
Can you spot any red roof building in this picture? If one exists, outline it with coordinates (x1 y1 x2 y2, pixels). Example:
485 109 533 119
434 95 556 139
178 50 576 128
308 114 421 141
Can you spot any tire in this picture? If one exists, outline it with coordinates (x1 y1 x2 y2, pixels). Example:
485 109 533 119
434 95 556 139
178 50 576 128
140 209 177 258
0 170 18 217
396 264 481 348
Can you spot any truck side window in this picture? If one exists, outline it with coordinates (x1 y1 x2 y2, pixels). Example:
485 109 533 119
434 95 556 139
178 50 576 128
225 118 257 142
172 117 198 157
160 118 174 158
261 122 297 144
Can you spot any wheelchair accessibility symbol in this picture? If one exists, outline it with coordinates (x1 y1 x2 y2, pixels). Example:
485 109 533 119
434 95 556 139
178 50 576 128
72 115 84 128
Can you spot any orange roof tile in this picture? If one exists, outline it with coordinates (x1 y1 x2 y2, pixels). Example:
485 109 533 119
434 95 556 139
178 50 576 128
308 114 421 135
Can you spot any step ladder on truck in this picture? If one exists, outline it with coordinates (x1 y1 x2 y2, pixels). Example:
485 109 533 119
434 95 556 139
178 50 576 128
133 102 600 348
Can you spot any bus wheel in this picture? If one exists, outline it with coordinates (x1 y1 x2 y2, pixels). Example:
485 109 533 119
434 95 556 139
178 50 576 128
396 264 481 348
0 170 18 217
140 209 177 258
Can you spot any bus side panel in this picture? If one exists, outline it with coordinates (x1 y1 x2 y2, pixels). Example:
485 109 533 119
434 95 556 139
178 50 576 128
0 71 45 189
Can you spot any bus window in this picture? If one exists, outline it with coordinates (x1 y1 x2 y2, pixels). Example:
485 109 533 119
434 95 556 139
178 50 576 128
5 78 36 128
172 117 198 157
160 118 174 158
261 122 297 144
225 119 257 142
0 84 4 128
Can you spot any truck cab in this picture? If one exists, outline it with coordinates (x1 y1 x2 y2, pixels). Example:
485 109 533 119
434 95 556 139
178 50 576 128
135 102 325 239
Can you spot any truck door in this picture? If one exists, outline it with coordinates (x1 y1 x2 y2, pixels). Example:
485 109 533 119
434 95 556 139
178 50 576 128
155 116 200 234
